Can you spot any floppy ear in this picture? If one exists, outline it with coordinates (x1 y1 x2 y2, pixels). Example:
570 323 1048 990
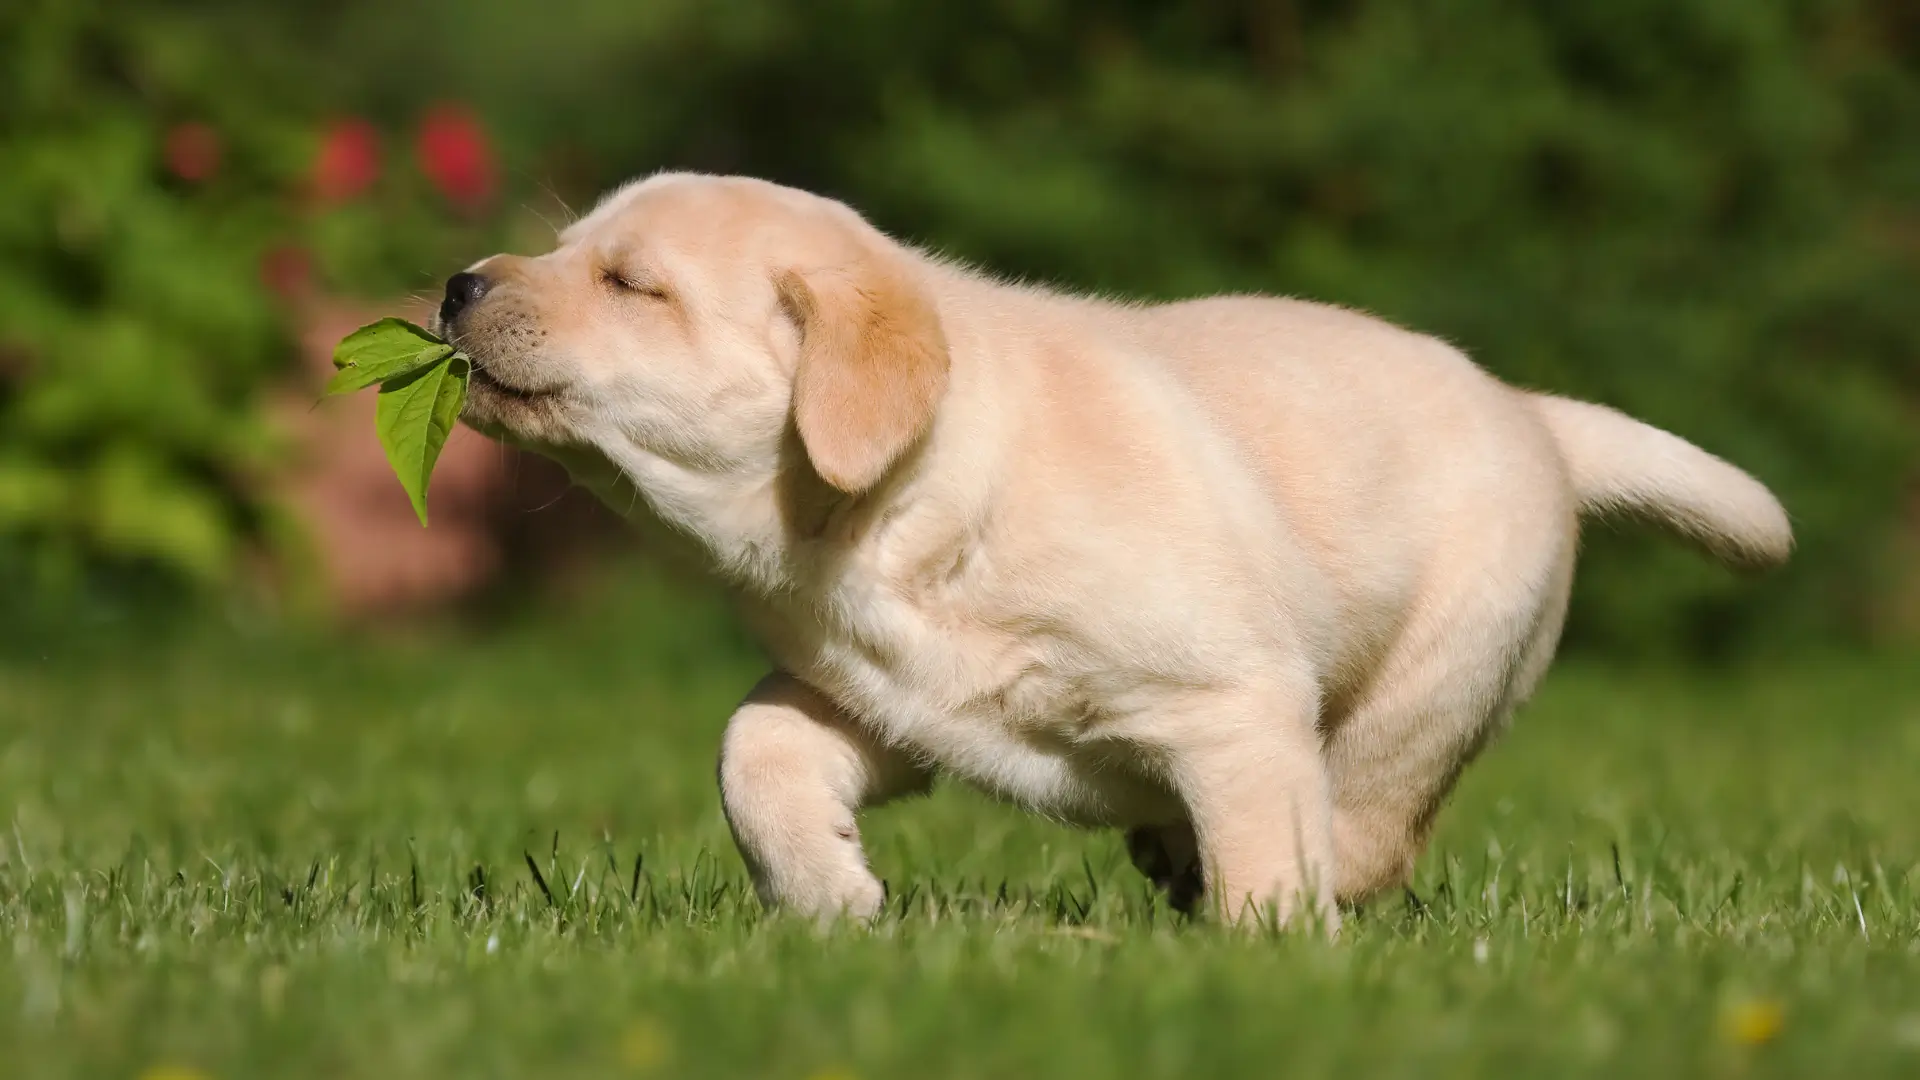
776 254 950 494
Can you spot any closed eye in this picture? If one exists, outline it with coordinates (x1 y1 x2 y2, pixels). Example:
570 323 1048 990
601 267 671 300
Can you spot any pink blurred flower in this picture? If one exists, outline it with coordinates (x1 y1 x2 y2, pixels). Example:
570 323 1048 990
313 118 381 203
416 105 495 212
164 122 221 183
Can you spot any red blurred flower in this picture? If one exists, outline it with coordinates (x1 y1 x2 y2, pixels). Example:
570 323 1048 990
313 119 381 203
259 244 312 301
164 122 222 183
416 105 495 212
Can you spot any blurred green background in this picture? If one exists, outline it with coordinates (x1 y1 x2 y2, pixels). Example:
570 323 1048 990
2 0 1916 652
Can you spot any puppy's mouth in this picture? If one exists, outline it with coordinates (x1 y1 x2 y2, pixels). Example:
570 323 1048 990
455 347 573 447
466 360 549 403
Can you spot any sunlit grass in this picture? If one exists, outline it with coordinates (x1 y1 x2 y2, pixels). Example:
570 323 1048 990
3 572 1917 1077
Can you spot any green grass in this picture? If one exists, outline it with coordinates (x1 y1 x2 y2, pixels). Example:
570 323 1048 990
4 570 1918 1078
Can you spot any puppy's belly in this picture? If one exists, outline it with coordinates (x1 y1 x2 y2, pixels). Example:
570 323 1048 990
931 721 1182 828
817 666 1183 826
761 603 1190 826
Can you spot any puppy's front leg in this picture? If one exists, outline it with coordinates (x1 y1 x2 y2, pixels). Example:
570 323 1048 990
1152 685 1338 932
719 673 931 920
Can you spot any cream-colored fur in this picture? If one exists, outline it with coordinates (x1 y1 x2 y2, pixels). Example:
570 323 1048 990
444 173 1791 929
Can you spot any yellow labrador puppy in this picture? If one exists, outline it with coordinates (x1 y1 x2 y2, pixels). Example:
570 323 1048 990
440 173 1789 928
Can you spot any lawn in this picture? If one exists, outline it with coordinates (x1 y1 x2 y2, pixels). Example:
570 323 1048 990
3 569 1917 1079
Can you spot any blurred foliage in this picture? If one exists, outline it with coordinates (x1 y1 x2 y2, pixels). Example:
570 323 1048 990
4 0 1917 655
0 0 511 611
0 1 289 596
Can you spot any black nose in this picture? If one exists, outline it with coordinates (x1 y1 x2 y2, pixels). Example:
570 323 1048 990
440 271 491 324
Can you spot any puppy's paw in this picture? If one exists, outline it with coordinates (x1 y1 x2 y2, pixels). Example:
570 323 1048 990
835 872 888 922
768 865 886 927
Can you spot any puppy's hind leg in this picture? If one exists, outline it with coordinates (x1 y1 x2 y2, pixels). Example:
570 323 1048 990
1326 554 1573 904
719 673 931 921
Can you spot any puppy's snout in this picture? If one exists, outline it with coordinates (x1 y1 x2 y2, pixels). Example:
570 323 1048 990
439 271 492 325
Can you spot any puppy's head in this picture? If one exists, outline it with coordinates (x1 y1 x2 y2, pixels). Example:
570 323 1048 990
437 174 949 510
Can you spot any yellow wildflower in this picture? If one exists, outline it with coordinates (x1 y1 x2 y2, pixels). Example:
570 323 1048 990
138 1068 211 1080
619 1018 672 1071
1723 998 1785 1046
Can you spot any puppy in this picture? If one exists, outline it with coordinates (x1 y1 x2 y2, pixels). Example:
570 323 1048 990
440 173 1790 928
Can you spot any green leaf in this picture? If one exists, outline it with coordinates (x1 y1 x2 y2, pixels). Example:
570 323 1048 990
329 318 455 395
326 343 453 395
326 317 474 528
373 355 469 525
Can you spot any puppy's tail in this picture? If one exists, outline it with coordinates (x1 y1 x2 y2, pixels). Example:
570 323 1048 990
1525 393 1792 571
